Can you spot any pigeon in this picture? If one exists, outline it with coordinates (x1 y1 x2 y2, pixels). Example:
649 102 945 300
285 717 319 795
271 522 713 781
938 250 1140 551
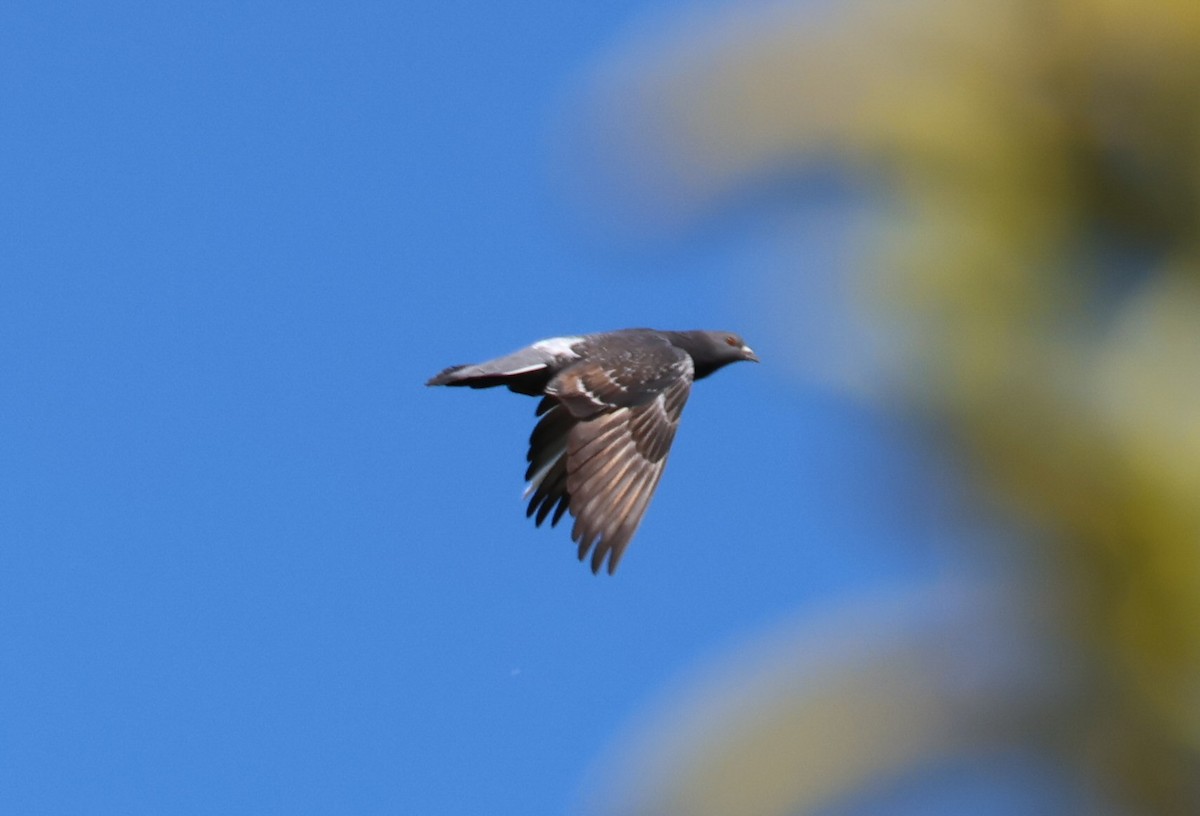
426 329 758 573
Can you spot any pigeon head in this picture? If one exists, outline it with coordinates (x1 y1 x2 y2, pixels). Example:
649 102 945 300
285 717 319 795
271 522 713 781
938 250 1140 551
666 330 759 379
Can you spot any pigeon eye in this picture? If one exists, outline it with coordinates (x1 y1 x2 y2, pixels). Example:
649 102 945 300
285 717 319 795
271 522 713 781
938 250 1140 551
724 336 738 347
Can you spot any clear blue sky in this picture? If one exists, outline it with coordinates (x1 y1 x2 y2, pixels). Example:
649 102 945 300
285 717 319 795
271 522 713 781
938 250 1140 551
0 3 1049 814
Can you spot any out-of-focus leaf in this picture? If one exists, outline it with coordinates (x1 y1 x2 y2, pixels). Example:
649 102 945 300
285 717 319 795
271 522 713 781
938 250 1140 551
563 0 1200 812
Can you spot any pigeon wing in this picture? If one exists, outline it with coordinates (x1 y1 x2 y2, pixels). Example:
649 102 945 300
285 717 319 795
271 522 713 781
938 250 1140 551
524 396 575 531
546 345 694 573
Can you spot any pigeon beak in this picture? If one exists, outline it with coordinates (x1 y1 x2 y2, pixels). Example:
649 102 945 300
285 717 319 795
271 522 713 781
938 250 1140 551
742 345 759 363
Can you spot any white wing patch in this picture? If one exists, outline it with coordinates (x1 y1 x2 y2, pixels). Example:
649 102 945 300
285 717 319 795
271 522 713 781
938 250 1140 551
523 437 567 497
648 392 669 423
504 363 548 376
532 335 583 358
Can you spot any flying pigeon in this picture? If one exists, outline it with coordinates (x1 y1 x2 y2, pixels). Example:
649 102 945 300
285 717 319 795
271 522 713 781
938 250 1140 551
426 329 758 573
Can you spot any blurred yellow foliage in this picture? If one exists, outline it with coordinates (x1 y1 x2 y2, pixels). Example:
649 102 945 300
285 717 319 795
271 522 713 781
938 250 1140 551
568 0 1200 813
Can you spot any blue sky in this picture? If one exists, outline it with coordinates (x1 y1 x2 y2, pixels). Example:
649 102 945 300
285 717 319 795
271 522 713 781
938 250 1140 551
0 2 1060 814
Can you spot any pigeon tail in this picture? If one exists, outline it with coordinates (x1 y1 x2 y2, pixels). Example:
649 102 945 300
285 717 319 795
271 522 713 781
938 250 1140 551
426 342 578 395
426 363 550 395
